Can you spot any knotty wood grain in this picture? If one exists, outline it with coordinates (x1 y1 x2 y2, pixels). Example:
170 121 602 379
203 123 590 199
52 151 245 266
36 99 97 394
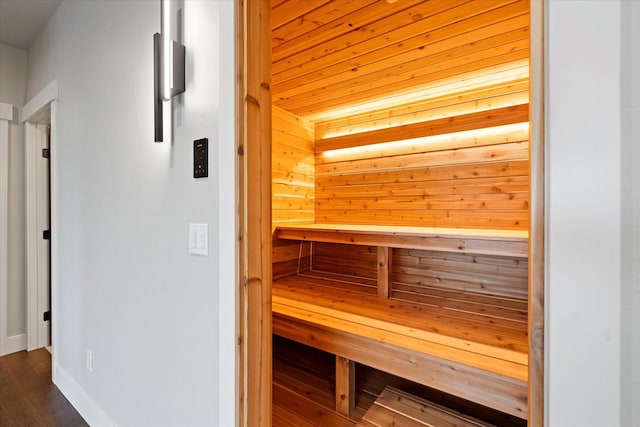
272 313 528 418
276 224 528 257
241 0 272 424
361 386 496 427
336 356 355 417
528 0 545 424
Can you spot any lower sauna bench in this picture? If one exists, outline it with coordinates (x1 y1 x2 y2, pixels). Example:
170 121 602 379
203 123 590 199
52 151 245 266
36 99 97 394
272 336 527 427
358 386 495 427
272 271 529 420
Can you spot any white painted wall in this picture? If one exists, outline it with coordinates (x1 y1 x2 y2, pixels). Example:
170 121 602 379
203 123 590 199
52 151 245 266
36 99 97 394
26 1 236 425
215 1 237 425
0 42 27 342
547 1 632 425
621 1 640 425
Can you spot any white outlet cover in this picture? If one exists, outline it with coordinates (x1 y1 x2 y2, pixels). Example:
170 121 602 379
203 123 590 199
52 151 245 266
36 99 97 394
189 223 208 256
86 349 93 372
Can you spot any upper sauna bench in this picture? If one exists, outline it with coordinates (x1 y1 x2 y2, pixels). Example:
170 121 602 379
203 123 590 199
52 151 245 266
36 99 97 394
275 223 528 258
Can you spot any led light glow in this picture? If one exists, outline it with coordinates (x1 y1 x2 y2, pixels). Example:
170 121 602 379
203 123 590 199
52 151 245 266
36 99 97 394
320 92 529 140
162 0 171 100
307 60 529 123
320 122 530 160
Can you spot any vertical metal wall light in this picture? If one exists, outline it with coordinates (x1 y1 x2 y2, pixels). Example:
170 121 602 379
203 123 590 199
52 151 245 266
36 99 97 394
154 0 185 142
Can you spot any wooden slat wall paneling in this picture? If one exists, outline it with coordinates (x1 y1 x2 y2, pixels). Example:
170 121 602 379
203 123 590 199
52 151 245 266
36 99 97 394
275 11 529 105
272 0 530 118
280 55 529 118
313 242 378 280
314 80 530 140
317 143 529 177
271 0 331 31
306 60 529 123
315 104 529 152
318 161 529 187
273 0 497 85
272 240 311 280
315 119 529 229
309 34 531 231
272 106 315 278
272 0 428 63
272 0 377 55
272 105 315 228
392 248 528 300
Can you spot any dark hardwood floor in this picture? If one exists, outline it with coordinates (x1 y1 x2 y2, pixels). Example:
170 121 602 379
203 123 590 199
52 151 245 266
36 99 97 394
0 348 88 427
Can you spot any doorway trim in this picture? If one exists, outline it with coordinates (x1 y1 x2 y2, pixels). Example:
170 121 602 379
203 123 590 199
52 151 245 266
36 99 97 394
23 80 58 379
237 0 272 425
0 102 18 356
528 1 545 425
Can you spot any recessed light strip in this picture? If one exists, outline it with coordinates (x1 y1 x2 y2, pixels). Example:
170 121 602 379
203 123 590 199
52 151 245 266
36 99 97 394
320 122 530 161
306 60 529 123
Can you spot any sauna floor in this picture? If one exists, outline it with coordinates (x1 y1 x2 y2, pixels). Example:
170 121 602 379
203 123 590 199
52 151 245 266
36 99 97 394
0 348 88 427
273 335 359 427
272 336 526 427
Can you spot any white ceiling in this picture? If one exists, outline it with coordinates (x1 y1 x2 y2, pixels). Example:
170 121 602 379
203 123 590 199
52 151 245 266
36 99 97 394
0 0 62 51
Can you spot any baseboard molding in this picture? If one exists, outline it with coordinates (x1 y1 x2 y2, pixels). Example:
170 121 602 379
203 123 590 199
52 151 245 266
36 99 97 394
54 364 118 427
0 333 27 356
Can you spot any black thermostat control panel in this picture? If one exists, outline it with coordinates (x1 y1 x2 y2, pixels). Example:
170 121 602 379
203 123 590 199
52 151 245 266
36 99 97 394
194 138 208 178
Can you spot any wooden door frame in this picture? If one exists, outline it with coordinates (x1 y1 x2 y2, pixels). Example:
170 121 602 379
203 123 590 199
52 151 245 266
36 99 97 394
528 1 545 425
237 0 272 426
0 102 13 357
237 0 545 425
23 80 59 361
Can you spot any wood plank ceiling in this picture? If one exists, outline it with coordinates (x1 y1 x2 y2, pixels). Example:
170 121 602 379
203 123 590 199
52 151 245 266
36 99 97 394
271 0 530 124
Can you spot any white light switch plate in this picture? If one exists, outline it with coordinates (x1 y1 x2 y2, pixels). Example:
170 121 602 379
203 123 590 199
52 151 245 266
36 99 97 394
189 223 208 256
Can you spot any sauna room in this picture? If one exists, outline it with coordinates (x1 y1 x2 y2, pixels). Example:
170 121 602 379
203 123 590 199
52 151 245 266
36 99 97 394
270 0 536 425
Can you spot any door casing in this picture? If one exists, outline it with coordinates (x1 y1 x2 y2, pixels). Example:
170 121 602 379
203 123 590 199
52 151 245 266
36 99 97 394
23 80 59 382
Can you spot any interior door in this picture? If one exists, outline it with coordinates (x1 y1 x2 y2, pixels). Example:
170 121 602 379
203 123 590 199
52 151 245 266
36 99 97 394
36 124 51 348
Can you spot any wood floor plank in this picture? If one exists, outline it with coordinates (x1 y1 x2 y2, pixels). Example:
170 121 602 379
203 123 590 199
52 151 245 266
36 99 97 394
364 387 497 427
273 358 335 409
0 349 88 427
273 383 357 427
273 404 317 427
362 403 428 427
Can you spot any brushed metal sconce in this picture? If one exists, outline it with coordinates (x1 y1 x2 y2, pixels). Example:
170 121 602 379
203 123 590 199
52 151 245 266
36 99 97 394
154 0 185 143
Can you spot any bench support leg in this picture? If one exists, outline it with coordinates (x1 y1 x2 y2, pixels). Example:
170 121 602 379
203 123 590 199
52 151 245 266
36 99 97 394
377 246 391 298
335 355 355 417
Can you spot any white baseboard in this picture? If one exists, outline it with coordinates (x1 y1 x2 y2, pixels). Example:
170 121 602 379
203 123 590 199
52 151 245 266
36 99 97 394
0 333 27 356
54 364 118 427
